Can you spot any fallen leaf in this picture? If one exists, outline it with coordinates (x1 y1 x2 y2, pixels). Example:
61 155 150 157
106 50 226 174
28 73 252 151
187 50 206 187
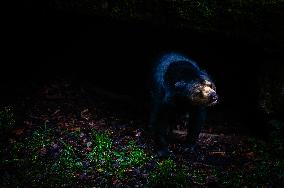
209 151 226 157
68 127 81 131
13 128 25 135
243 152 255 158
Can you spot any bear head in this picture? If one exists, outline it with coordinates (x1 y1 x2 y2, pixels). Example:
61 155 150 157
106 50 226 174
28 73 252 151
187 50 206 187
189 79 218 106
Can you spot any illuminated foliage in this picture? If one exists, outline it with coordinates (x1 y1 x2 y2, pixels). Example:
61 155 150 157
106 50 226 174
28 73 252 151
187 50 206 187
148 159 188 187
87 131 113 174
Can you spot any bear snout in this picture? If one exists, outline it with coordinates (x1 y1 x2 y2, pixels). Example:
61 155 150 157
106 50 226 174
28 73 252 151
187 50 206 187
209 92 218 105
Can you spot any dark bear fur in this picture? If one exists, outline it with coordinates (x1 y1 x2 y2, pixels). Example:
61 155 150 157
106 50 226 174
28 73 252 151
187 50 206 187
149 52 218 157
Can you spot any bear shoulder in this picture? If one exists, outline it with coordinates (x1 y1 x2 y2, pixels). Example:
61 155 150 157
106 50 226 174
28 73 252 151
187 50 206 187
154 53 200 89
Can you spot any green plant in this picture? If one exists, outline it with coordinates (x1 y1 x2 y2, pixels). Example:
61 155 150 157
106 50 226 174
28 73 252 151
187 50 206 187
87 130 149 179
26 127 83 186
28 123 55 161
51 140 83 178
190 168 209 185
87 130 113 174
113 140 148 178
5 124 153 187
148 159 188 187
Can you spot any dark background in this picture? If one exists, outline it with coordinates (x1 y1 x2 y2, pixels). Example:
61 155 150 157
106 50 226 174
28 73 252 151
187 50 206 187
2 1 283 136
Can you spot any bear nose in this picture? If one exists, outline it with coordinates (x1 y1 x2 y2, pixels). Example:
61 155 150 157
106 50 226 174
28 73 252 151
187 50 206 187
210 93 218 102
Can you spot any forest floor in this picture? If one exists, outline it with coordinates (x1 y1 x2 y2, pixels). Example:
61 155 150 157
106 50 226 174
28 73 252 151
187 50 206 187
1 78 284 187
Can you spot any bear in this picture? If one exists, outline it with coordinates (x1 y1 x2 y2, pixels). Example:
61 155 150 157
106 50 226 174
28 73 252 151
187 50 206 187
149 52 218 157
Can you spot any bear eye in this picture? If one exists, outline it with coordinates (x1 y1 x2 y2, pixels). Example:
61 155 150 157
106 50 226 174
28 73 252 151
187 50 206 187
197 91 203 96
